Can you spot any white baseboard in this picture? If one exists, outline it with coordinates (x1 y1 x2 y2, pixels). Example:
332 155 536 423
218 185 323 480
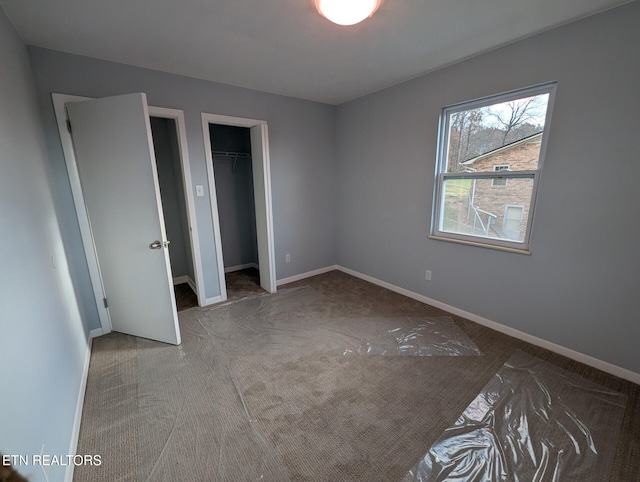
89 328 103 339
174 275 197 294
224 263 258 273
173 275 189 285
173 275 192 285
186 277 197 294
276 265 339 286
65 336 93 482
336 265 640 385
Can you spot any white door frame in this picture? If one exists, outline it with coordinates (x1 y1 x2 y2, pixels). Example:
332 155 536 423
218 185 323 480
147 106 205 307
201 113 277 300
52 93 204 335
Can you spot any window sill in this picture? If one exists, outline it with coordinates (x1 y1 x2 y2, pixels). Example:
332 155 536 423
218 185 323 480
428 235 532 255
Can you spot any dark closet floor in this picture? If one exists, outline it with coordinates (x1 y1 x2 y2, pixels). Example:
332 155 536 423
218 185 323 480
173 282 198 311
225 267 266 301
174 267 265 311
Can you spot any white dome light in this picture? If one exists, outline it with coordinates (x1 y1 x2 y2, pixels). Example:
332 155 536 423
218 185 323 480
316 0 383 26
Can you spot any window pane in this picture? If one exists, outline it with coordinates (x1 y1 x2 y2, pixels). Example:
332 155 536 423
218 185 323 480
447 93 549 173
434 83 555 251
441 178 534 242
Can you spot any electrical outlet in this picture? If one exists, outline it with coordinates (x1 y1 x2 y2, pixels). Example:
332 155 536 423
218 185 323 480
425 269 432 281
285 253 291 263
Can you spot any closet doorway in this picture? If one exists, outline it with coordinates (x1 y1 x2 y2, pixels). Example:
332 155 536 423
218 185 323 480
202 113 276 302
149 114 199 311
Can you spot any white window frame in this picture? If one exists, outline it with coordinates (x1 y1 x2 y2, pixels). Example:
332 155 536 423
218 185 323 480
491 165 510 187
503 204 525 239
430 82 557 254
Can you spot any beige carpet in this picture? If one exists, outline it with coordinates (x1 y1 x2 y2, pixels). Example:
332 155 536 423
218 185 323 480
73 270 640 481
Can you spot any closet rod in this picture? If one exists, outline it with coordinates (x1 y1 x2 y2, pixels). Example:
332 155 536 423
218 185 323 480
212 150 251 158
212 151 251 172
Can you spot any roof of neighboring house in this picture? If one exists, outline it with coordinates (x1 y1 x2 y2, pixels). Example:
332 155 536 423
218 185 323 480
461 132 543 165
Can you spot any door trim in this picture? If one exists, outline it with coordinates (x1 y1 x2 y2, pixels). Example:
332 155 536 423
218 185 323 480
147 106 205 307
52 93 111 335
201 113 277 300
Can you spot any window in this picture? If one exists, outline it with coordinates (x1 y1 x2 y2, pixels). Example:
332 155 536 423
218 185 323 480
491 165 509 187
431 82 556 253
503 204 524 239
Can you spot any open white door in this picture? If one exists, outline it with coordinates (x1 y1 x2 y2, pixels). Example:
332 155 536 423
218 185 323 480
250 125 277 293
66 93 181 345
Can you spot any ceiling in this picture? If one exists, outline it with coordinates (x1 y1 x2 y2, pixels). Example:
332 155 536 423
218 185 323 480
0 0 632 105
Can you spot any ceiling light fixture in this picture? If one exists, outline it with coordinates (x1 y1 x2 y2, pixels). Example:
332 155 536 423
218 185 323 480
315 0 383 26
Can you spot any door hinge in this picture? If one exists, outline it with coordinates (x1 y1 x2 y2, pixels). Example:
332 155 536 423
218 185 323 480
103 297 108 309
66 119 72 134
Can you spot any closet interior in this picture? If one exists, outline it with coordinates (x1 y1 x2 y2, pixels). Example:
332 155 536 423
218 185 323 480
209 123 263 299
150 116 198 311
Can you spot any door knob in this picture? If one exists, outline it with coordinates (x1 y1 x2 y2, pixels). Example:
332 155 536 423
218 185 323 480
149 240 162 249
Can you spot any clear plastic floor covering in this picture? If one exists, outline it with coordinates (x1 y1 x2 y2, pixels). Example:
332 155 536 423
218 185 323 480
131 286 482 480
121 287 625 480
194 287 482 357
403 350 628 482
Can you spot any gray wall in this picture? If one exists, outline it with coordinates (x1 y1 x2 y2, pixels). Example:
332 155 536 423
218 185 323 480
210 124 259 270
0 8 90 480
28 47 338 304
336 2 640 373
150 117 194 281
